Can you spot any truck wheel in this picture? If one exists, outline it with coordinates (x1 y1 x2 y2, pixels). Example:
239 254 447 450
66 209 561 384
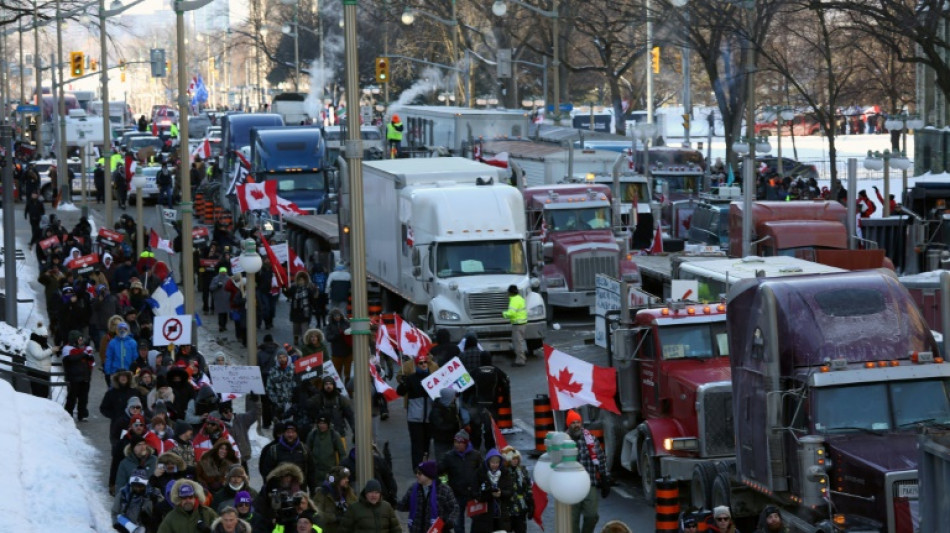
715 459 736 477
638 433 658 503
690 461 718 511
710 471 732 510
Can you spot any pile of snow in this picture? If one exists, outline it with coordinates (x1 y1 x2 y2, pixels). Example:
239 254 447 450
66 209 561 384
0 321 29 354
0 379 112 531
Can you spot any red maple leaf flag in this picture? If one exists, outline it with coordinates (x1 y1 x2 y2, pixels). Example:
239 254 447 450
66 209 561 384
260 235 287 289
288 246 307 276
395 315 432 357
532 482 547 530
490 414 508 449
544 344 619 414
275 195 309 216
236 180 277 213
375 322 400 361
369 362 400 402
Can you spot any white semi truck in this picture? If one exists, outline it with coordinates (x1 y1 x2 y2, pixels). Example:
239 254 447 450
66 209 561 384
360 157 546 352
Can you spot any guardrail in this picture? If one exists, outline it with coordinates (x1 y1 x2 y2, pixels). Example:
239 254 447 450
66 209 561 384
0 348 67 403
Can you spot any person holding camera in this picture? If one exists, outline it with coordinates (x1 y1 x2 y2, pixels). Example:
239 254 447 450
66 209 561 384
157 479 218 533
314 466 359 533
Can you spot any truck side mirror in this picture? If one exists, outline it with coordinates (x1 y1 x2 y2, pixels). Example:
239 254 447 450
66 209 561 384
542 242 554 262
411 247 421 268
412 266 422 279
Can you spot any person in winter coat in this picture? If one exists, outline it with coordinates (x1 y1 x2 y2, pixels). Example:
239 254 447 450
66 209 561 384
341 478 402 533
101 370 142 424
111 414 152 492
157 479 219 533
300 328 329 360
753 505 787 533
112 469 164 532
148 375 176 416
314 465 359 533
57 285 91 347
429 388 467 460
502 446 533 533
340 445 399 507
438 430 483 533
106 321 139 379
192 416 241 462
24 322 57 399
326 264 351 315
307 375 355 439
116 437 159 491
62 330 95 421
233 492 258 528
210 267 232 332
98 315 124 383
225 274 247 345
209 505 253 533
170 420 198 469
428 329 460 368
110 395 148 447
472 448 513 533
325 309 353 383
286 271 316 345
251 462 307 532
267 351 297 417
306 414 347 489
25 192 45 246
396 353 436 469
397 461 458 533
219 397 260 471
259 420 311 483
149 451 189 494
211 464 259 513
197 438 240 493
90 284 119 347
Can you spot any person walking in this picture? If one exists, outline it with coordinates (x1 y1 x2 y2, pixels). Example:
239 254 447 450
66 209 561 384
397 461 458 533
94 162 106 203
502 446 533 533
386 115 404 158
396 354 435 469
437 429 482 533
156 162 175 209
210 267 232 332
326 264 352 315
326 309 353 383
501 285 527 366
62 330 95 422
341 478 402 533
565 410 611 533
286 271 316 345
25 192 44 247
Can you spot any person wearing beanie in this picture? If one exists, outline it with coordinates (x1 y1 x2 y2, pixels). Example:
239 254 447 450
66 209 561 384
565 409 611 533
429 386 467 460
341 478 401 533
108 394 148 448
501 445 533 533
211 464 259 513
754 505 787 533
148 374 176 417
306 373 355 439
438 428 482 533
101 370 143 446
112 467 165 532
24 321 56 399
115 435 158 491
233 491 256 523
170 420 197 469
286 272 317 346
714 506 738 533
305 412 347 489
110 413 152 495
397 461 458 533
157 479 218 532
312 465 358 533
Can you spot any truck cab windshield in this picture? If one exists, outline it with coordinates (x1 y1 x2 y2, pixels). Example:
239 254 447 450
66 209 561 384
814 378 950 433
273 171 326 193
435 240 526 277
544 207 611 231
656 322 729 360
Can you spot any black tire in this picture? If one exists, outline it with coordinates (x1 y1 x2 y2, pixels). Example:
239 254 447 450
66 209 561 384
690 461 718 511
710 471 732 510
716 459 736 477
638 431 658 503
526 338 543 355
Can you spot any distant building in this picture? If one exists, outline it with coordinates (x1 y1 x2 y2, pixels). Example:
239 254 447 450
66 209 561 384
915 25 950 174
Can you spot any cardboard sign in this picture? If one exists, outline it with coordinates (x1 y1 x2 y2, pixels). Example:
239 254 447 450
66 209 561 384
152 314 193 346
295 352 324 378
97 228 125 248
192 226 210 246
230 256 243 274
322 360 349 397
162 208 178 221
207 365 266 395
422 357 474 400
39 236 60 251
199 258 219 268
465 501 488 517
69 252 100 274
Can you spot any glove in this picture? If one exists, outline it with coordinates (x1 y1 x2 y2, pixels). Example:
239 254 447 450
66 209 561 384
196 520 212 533
872 185 879 190
599 483 611 499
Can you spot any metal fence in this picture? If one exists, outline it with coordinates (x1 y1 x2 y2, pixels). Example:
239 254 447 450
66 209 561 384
0 350 67 404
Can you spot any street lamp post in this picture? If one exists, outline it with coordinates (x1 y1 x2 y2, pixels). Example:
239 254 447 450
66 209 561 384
774 107 795 179
533 432 592 533
280 0 300 91
492 0 558 123
176 0 213 330
240 239 263 365
864 150 912 218
55 0 69 206
734 136 771 256
402 1 463 105
884 113 924 200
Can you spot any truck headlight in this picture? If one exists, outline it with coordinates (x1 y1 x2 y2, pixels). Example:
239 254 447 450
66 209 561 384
438 310 461 321
545 276 566 288
622 271 641 283
529 305 545 319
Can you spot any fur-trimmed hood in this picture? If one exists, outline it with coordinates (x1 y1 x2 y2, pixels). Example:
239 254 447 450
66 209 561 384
265 461 305 486
157 451 187 472
110 369 137 389
210 516 253 531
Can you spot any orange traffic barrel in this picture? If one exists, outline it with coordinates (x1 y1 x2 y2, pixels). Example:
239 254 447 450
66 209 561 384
496 392 513 429
203 200 215 224
213 206 225 222
195 193 204 214
532 395 554 455
655 479 680 532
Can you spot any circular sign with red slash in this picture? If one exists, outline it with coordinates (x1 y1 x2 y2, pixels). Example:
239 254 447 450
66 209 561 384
162 318 183 343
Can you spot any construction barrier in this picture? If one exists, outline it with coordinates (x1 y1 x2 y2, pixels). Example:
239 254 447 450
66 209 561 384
655 479 681 533
203 199 215 224
195 193 204 216
496 391 513 429
532 395 555 454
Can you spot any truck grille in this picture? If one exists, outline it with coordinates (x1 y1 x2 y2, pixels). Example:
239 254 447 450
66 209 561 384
571 253 618 290
699 386 735 457
468 291 510 320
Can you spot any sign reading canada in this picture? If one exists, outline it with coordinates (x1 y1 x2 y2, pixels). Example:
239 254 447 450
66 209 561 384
422 357 474 400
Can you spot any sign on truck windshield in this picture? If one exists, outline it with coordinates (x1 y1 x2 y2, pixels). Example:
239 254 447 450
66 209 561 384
435 240 526 277
657 323 729 360
275 172 325 192
544 207 611 231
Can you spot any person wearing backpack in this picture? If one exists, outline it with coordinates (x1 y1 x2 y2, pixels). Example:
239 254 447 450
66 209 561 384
326 263 351 315
429 388 469 460
305 414 346 489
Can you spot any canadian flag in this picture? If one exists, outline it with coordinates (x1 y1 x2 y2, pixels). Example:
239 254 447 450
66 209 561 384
236 180 277 213
395 315 432 357
490 414 508 449
375 322 399 361
288 246 307 276
406 225 414 247
483 151 509 169
191 138 211 161
275 196 309 216
235 149 252 169
648 225 663 255
544 344 619 414
261 235 287 288
148 229 175 255
369 362 399 402
473 143 482 161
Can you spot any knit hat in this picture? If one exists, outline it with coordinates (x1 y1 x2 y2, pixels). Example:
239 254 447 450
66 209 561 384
235 491 253 506
501 445 522 462
227 464 247 480
127 396 143 409
129 469 149 486
128 414 147 428
363 479 383 494
416 461 438 480
283 419 299 432
713 506 731 519
566 409 582 426
298 510 316 525
174 420 192 435
439 387 456 403
178 483 195 498
454 429 470 442
35 322 48 337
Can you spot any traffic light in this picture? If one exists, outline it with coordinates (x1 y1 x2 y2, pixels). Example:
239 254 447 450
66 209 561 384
120 59 126 82
651 46 660 74
682 113 690 131
70 51 84 77
375 57 390 84
150 48 167 78
90 58 97 71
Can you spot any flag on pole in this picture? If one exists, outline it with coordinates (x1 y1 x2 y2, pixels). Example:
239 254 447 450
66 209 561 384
288 245 307 276
544 344 620 414
146 276 186 316
490 414 508 449
226 163 250 196
275 196 309 216
191 138 211 161
376 323 399 361
261 235 287 288
370 362 399 401
148 229 175 255
236 180 277 213
394 315 432 357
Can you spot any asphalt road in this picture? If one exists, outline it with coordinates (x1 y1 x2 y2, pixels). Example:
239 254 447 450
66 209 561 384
43 194 660 532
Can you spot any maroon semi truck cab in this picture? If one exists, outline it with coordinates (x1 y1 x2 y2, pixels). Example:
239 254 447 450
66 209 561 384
522 184 639 314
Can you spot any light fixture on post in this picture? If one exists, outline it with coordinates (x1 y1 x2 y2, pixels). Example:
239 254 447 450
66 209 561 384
863 150 914 217
733 136 750 156
775 107 794 178
883 112 922 196
493 0 559 124
533 431 592 533
755 136 771 154
239 238 262 365
280 0 300 91
401 1 463 105
131 172 146 253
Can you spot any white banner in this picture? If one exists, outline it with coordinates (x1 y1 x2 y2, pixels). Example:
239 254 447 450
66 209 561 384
152 314 192 346
422 357 475 400
207 365 265 395
323 360 349 398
